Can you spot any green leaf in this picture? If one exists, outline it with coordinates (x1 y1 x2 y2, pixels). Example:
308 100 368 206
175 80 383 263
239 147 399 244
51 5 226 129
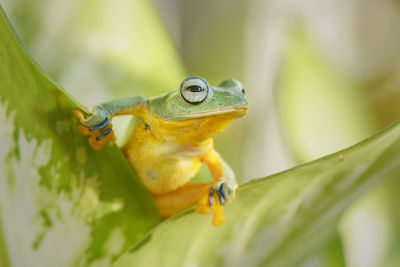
0 5 159 266
114 121 400 266
2 2 400 267
320 231 346 267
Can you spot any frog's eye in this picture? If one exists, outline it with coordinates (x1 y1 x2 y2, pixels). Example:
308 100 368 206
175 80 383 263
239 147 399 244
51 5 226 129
180 77 209 104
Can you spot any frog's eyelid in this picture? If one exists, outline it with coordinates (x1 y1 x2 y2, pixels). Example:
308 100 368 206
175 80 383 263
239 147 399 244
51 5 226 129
181 78 208 89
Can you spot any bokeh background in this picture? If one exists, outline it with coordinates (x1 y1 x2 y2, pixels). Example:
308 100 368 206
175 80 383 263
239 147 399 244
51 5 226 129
1 0 400 266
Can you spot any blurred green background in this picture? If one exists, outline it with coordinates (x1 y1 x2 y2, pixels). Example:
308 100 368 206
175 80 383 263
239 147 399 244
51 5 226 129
1 0 400 266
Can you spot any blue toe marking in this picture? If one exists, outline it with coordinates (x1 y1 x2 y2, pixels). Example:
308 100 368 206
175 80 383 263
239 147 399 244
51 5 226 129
89 117 110 131
208 187 214 207
219 196 225 206
218 194 225 206
96 128 112 141
217 182 225 206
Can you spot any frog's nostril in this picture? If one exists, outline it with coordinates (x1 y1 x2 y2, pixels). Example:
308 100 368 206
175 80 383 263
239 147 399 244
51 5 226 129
241 88 246 94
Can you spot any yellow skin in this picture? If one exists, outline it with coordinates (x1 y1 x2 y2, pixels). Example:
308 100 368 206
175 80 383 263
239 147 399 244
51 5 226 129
74 77 248 226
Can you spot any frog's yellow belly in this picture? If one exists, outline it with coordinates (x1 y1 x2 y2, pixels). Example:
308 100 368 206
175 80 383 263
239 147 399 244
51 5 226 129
122 121 210 194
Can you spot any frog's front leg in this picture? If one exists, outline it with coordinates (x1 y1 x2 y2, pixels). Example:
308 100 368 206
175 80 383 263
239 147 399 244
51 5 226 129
196 149 238 226
73 95 146 150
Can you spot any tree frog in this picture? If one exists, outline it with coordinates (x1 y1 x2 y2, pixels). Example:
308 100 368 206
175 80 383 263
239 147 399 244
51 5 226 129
74 77 248 226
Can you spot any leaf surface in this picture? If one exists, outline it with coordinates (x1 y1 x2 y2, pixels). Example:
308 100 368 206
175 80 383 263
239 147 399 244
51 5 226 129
0 5 159 267
114 121 400 267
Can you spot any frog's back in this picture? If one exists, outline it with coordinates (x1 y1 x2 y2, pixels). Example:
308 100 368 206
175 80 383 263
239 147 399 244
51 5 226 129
122 119 211 194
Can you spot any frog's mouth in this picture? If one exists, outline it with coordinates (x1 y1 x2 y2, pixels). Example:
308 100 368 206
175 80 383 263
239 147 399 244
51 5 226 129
182 105 248 119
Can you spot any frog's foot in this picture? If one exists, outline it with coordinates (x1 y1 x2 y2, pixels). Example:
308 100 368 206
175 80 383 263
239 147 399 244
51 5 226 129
195 182 234 227
73 109 115 150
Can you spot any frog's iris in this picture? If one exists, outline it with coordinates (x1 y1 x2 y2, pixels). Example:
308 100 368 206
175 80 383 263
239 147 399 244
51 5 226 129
180 76 209 104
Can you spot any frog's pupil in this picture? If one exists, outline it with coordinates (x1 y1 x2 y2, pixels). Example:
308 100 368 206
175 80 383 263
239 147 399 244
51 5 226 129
187 85 203 92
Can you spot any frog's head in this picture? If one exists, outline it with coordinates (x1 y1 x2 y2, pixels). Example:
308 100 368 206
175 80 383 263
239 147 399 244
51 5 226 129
149 76 248 121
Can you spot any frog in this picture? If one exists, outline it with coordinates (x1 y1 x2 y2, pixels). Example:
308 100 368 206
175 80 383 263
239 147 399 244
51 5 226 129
73 76 248 226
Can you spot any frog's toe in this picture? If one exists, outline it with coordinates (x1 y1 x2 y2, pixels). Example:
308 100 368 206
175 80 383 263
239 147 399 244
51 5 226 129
73 109 86 121
195 187 212 214
211 200 225 227
88 117 110 131
195 183 227 226
77 125 91 136
195 203 210 214
96 128 112 140
99 127 115 143
211 182 226 226
74 107 115 150
98 128 116 147
88 128 115 150
89 136 103 151
216 182 226 206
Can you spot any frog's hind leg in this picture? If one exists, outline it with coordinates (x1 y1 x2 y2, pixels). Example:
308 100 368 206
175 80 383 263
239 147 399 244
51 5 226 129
151 183 207 219
151 182 226 226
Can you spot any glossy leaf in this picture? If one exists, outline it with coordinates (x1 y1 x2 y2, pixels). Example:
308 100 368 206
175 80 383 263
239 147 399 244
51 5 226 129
2 2 400 267
0 5 159 267
114 121 400 266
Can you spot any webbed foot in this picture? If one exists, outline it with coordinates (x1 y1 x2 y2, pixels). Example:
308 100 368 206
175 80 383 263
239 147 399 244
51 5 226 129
195 182 237 227
73 109 115 150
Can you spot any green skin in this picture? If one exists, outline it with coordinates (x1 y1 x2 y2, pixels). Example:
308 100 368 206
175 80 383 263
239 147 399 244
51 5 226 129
82 78 247 123
80 77 248 203
149 78 248 120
